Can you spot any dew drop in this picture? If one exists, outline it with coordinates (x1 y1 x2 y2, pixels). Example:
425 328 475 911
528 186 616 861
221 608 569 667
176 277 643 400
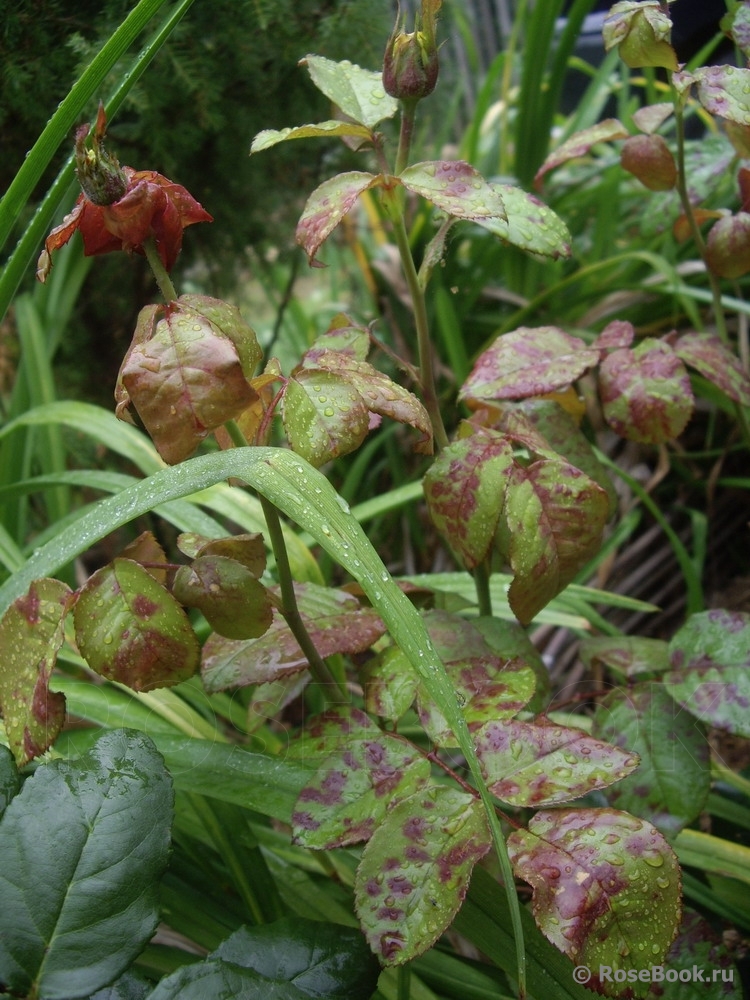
656 876 670 889
643 851 664 868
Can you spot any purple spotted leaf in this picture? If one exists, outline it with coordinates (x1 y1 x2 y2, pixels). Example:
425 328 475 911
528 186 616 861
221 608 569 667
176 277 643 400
115 296 259 464
399 160 507 222
534 119 628 187
460 327 599 402
291 732 431 849
423 424 514 569
251 120 374 153
473 185 571 259
579 635 671 680
362 645 420 723
474 717 639 807
301 56 399 129
306 351 432 454
172 555 273 640
176 532 266 577
665 609 750 738
674 332 750 406
593 684 710 838
508 808 682 992
296 171 383 265
498 400 617 514
120 530 169 585
599 337 694 443
415 611 537 744
647 908 740 999
73 559 200 692
282 368 371 467
692 66 750 126
201 584 386 692
355 785 491 965
724 3 750 59
0 579 71 766
285 706 381 764
473 615 552 710
301 314 371 366
594 319 636 351
501 458 610 624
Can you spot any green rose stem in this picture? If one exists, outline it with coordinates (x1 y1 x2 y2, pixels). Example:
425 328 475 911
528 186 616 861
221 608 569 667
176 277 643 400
143 235 178 302
223 419 347 704
671 88 750 447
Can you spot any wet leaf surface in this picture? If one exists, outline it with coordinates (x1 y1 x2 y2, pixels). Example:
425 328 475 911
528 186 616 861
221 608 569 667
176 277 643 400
0 731 172 999
73 558 200 691
692 65 750 126
400 160 507 221
593 684 710 837
251 120 374 153
355 785 491 965
644 908 741 999
508 808 682 993
0 578 71 765
475 184 571 258
296 172 383 265
580 635 671 680
302 55 398 129
173 555 273 640
202 585 387 691
283 369 371 467
534 119 629 187
665 609 750 738
291 730 431 848
599 338 693 443
474 717 639 807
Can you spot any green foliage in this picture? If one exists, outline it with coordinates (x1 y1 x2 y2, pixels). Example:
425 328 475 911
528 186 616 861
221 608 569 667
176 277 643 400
1 2 749 999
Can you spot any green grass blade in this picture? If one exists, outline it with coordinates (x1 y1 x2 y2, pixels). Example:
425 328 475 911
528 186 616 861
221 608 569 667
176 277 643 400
0 445 528 990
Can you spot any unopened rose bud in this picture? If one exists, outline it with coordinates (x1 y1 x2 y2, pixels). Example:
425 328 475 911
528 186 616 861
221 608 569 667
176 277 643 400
383 0 442 102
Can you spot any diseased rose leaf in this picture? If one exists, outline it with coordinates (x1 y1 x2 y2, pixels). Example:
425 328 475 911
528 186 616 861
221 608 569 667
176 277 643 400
460 327 599 402
176 532 266 576
355 785 491 965
301 314 371 365
120 531 168 585
400 161 507 221
501 459 610 625
302 56 399 129
652 908 740 998
291 732 431 848
172 555 273 641
250 120 374 153
415 611 537 745
594 319 636 351
73 559 200 692
474 717 639 807
593 684 710 838
706 213 750 279
473 616 551 710
474 185 571 259
621 134 676 191
296 171 383 265
599 338 694 443
285 706 381 764
116 298 258 464
693 65 750 126
282 369 370 467
201 585 387 692
602 2 678 70
632 102 673 135
0 579 71 766
579 635 671 680
423 425 514 570
310 351 432 454
665 609 750 738
178 294 262 382
508 808 682 992
534 119 628 187
362 645 420 723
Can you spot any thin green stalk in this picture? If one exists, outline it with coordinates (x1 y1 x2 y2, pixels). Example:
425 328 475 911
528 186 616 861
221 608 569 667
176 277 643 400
473 558 493 618
397 964 411 1000
395 99 418 177
187 793 266 924
143 236 177 301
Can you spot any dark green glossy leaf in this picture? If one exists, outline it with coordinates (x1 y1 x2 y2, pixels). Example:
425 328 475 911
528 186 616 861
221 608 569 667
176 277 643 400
90 970 152 1000
0 577 71 765
302 55 398 128
599 338 693 444
665 609 750 738
460 327 599 403
292 729 431 848
0 746 19 820
0 730 172 1000
423 425 514 570
474 717 639 807
202 584 386 691
173 554 273 640
73 558 200 691
508 808 682 994
400 160 507 221
593 684 710 837
651 908 741 999
355 785 491 965
148 917 380 999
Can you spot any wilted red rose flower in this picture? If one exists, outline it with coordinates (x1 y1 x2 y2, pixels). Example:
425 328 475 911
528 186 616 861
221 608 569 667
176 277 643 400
37 105 212 282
